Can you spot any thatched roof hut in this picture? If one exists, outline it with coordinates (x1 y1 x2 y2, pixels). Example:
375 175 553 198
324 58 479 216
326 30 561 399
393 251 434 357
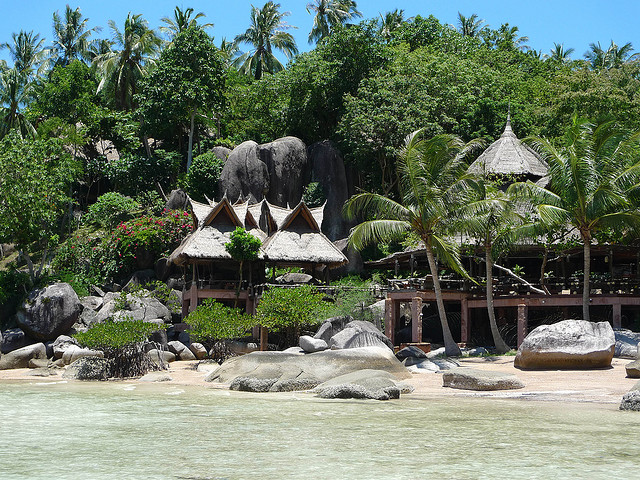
468 113 548 179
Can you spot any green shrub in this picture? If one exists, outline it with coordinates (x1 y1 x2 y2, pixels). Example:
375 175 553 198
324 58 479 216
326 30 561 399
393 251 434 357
85 192 139 228
256 285 325 332
183 152 225 202
135 190 165 216
302 182 326 208
186 299 255 363
0 269 31 329
74 318 166 378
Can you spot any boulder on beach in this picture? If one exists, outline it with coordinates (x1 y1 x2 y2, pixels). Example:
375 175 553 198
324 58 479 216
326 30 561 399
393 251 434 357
0 343 47 370
61 346 104 365
206 346 410 393
16 283 82 341
299 335 328 353
615 329 640 358
442 368 525 391
327 320 393 351
514 320 615 369
62 357 111 381
95 292 171 324
313 316 352 344
625 359 640 378
312 369 414 400
0 328 31 354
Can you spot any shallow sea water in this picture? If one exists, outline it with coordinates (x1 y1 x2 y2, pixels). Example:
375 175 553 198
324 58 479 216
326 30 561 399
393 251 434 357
1 380 639 479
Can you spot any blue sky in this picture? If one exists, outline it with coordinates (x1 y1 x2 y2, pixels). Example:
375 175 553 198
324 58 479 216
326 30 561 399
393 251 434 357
1 0 639 65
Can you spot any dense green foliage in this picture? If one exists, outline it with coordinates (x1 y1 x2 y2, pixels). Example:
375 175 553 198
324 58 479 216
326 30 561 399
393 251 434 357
256 285 325 331
224 227 262 262
182 152 225 202
85 192 139 228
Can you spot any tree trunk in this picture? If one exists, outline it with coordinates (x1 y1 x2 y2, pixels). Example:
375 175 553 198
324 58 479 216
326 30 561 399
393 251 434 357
539 246 550 295
582 234 591 321
485 246 511 353
425 243 461 356
187 107 196 172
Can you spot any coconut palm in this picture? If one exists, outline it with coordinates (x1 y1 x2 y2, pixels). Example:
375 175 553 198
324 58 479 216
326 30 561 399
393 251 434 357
234 2 298 80
508 117 640 321
344 131 484 356
585 41 636 70
547 42 575 63
94 13 162 110
378 9 405 43
307 0 362 44
457 12 485 38
0 66 36 139
458 180 516 353
160 6 213 39
51 5 99 66
0 30 49 76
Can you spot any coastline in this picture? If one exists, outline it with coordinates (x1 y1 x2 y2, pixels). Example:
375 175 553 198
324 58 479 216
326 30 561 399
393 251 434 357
0 355 635 405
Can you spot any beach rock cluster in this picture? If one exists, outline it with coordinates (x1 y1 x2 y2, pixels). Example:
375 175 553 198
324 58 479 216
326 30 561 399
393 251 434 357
207 346 411 400
615 328 640 358
514 320 615 369
298 317 393 354
442 368 525 391
620 380 640 411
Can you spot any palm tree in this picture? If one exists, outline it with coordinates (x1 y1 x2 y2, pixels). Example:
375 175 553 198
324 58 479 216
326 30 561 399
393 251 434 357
0 30 49 76
344 131 483 356
458 180 515 353
585 41 636 70
378 9 405 43
457 12 485 38
94 13 162 110
51 5 99 66
234 2 298 80
307 0 362 44
160 6 213 39
547 43 575 63
508 117 640 321
0 66 36 139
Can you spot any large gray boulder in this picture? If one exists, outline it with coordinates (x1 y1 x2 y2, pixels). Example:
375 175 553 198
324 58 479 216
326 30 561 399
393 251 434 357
299 335 328 353
61 346 104 365
307 140 350 241
95 292 171 323
219 140 269 203
615 329 640 358
314 316 353 344
514 320 615 369
0 328 30 354
625 359 640 378
62 357 111 381
16 283 82 341
260 136 309 208
52 335 80 359
0 343 47 370
211 146 232 163
168 340 196 360
207 346 410 392
328 320 393 351
312 369 414 400
165 189 189 211
442 368 525 391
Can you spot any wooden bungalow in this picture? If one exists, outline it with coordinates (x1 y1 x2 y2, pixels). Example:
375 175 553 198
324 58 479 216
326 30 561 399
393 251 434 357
376 113 640 348
169 196 347 317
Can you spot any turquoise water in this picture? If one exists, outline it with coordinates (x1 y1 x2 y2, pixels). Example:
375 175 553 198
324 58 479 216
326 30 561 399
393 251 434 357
1 380 639 479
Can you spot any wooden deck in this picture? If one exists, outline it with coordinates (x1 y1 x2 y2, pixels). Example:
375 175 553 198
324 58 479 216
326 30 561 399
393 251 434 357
384 290 640 347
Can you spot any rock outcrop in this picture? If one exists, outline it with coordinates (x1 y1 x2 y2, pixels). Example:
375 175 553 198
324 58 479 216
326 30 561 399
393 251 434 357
514 320 615 369
219 140 269 203
327 320 393 350
16 283 82 341
206 346 410 393
307 140 350 241
0 343 47 369
442 368 525 391
299 335 328 353
62 357 111 381
0 328 30 354
312 369 414 400
94 292 171 324
260 136 309 207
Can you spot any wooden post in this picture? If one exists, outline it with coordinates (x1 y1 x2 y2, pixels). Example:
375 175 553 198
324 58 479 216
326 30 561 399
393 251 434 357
517 303 528 347
260 326 268 351
460 297 470 343
411 297 423 343
613 302 622 329
384 298 395 345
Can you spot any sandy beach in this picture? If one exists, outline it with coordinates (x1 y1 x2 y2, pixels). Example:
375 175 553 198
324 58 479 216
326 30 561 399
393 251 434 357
1 355 636 405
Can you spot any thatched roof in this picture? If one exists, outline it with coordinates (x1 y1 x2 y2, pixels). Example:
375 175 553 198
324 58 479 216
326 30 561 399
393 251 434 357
169 196 347 268
468 114 548 178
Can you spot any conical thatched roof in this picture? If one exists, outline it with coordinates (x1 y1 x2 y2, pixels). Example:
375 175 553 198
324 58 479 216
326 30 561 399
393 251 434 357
468 113 548 178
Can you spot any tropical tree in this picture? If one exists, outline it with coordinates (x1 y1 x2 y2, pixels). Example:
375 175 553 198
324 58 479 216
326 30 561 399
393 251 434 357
585 41 636 70
234 1 298 79
483 23 529 51
458 180 515 353
457 12 485 38
160 6 213 39
0 67 36 139
0 30 49 76
547 42 574 63
306 0 362 44
378 9 405 43
94 13 162 110
137 26 226 171
344 131 483 356
508 117 640 321
51 5 99 66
